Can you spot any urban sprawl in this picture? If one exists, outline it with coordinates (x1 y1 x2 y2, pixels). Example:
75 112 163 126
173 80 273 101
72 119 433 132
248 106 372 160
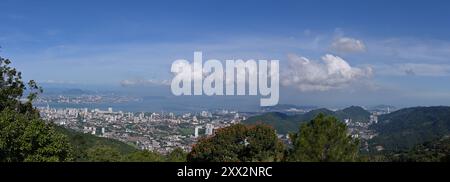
39 105 386 153
39 106 247 154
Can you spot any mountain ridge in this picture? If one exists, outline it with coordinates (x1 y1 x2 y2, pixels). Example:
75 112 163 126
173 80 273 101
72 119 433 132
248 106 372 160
370 106 450 150
244 106 370 134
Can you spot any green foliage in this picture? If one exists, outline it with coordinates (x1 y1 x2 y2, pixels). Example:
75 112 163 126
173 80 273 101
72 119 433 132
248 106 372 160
86 146 123 162
178 127 194 136
55 126 188 162
166 147 187 162
123 150 165 162
56 126 186 162
0 55 72 162
370 106 450 150
54 126 137 161
387 136 450 162
0 56 42 116
244 106 370 134
287 114 359 162
187 124 285 162
243 112 301 135
81 144 187 162
334 106 371 123
0 109 73 162
357 153 390 162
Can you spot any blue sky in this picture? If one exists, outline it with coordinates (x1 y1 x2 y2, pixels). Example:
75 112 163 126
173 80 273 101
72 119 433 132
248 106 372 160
2 0 450 107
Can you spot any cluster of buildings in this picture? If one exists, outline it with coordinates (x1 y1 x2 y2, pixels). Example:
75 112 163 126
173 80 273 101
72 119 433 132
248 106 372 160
38 106 246 154
345 111 388 152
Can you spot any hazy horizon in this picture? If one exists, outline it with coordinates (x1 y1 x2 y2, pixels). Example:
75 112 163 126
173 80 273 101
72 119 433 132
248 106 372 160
34 82 444 112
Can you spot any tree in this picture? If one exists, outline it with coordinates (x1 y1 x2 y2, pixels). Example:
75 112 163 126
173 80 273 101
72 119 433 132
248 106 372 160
166 147 187 162
188 124 284 162
86 146 123 162
0 109 72 162
287 114 359 162
388 136 450 162
0 56 42 115
0 54 72 162
124 150 165 162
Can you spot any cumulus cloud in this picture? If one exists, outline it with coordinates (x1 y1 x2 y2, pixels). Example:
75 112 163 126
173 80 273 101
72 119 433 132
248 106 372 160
282 54 373 91
120 79 171 87
331 37 366 53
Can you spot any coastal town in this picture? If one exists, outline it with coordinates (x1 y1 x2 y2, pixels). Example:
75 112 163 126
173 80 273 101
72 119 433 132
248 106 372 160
38 106 247 154
38 103 387 154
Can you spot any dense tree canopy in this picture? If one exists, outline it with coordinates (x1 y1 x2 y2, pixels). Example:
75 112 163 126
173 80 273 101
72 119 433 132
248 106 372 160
187 124 284 162
0 55 72 162
387 136 450 162
85 146 187 162
86 146 123 162
123 150 165 162
166 147 187 162
287 114 359 162
0 109 73 162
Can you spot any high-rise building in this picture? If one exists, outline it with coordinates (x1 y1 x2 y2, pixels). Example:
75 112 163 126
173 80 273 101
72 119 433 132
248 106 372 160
194 126 202 138
205 124 214 136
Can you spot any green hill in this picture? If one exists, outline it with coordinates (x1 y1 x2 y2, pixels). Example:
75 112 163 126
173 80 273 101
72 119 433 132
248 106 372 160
389 136 450 162
335 106 371 122
370 106 450 150
54 125 138 161
302 108 335 120
242 112 301 134
244 106 370 134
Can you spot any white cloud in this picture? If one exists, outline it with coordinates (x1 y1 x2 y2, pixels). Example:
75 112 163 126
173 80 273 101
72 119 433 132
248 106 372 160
331 37 366 53
281 54 373 91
